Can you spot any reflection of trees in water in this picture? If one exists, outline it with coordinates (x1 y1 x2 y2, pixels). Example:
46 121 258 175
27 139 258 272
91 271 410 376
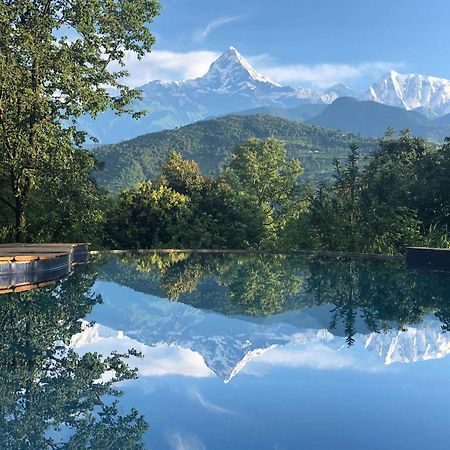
0 264 148 449
102 252 450 346
104 253 306 315
305 257 450 344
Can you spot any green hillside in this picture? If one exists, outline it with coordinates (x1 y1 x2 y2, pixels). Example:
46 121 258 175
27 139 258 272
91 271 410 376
94 114 377 192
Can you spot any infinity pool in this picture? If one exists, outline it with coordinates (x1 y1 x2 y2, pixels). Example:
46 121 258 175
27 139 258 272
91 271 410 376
2 252 450 449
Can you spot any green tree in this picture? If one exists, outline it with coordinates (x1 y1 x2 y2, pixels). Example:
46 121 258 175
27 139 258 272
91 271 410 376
304 131 440 254
413 137 450 235
306 143 363 252
0 264 148 449
26 147 107 244
0 0 160 241
358 130 426 253
107 181 190 249
152 151 265 249
160 151 205 197
224 138 304 244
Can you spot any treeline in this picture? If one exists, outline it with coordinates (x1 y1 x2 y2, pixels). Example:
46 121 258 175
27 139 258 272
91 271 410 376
1 130 449 254
287 130 450 253
106 130 450 254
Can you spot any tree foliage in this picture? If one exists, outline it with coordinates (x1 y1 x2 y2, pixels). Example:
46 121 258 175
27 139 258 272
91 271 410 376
0 264 148 449
108 150 269 249
0 0 160 241
284 130 450 254
224 137 304 243
105 130 450 253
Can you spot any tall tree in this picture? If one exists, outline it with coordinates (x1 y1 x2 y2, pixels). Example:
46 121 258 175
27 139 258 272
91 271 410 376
306 143 363 252
0 0 160 241
224 138 304 244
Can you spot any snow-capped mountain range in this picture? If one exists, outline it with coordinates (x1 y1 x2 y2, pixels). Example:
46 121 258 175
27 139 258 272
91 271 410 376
82 282 450 383
82 46 450 143
75 305 450 383
364 70 450 115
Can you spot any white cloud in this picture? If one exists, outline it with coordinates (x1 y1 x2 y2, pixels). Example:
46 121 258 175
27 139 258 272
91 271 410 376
115 50 220 86
71 323 214 378
113 47 401 90
249 343 389 373
194 15 246 42
249 54 403 89
166 431 206 450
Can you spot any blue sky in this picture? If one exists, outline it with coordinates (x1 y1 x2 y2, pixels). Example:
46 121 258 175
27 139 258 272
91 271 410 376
122 0 450 90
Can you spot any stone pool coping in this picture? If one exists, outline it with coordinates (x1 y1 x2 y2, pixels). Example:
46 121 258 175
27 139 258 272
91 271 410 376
90 248 404 261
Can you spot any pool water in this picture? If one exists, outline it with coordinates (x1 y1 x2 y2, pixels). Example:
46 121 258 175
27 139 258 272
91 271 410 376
2 252 450 449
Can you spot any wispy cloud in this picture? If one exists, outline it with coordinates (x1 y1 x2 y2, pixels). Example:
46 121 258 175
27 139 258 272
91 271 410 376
113 50 220 86
166 431 206 450
189 387 239 415
194 15 247 42
249 54 403 89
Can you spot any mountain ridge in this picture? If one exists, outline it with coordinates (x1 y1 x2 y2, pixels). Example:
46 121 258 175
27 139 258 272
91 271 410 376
79 284 450 383
306 96 450 141
80 47 450 144
94 113 377 192
364 70 450 114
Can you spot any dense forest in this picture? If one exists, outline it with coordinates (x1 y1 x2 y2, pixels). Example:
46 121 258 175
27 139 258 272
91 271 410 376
1 127 449 254
94 114 377 192
104 131 450 254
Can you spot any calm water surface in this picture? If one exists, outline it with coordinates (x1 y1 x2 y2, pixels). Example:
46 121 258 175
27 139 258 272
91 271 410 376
2 253 450 449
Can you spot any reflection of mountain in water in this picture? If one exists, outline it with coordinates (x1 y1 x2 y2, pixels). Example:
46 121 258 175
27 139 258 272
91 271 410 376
363 319 450 364
85 282 450 382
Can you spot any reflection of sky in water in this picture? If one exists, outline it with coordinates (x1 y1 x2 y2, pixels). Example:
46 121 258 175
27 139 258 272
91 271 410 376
69 280 450 450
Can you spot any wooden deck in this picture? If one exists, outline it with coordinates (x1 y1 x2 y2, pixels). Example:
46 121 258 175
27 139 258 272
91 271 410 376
0 243 89 294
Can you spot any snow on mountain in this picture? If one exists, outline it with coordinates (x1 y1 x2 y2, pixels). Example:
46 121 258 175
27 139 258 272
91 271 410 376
141 46 310 107
83 47 450 144
364 70 450 114
71 315 450 383
190 46 281 92
83 283 450 383
318 82 356 104
82 47 330 143
363 318 450 364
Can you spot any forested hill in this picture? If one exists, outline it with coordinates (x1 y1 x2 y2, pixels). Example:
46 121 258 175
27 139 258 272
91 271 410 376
94 114 377 192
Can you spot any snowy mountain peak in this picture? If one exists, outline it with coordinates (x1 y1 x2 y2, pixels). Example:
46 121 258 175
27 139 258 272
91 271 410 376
387 70 400 78
364 70 450 114
198 46 280 92
327 82 353 92
319 82 356 104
